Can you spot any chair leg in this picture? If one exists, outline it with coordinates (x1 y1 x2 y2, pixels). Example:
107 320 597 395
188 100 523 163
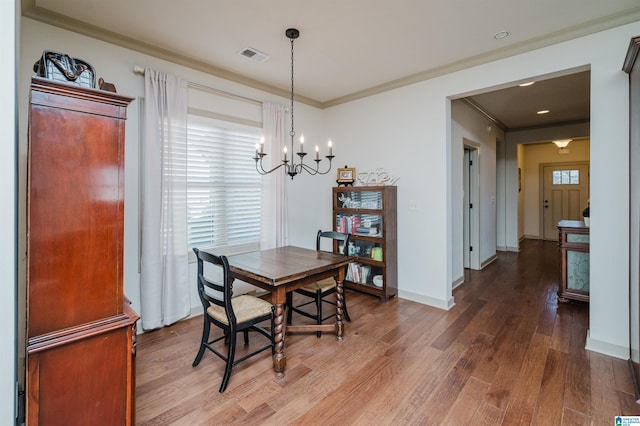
243 329 249 345
286 292 293 325
219 330 237 393
316 289 323 338
193 316 210 367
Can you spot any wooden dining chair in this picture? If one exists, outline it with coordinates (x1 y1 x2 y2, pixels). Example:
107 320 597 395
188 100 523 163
286 230 352 337
192 248 275 392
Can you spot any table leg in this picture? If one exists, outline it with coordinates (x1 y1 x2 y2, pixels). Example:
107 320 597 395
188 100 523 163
272 301 286 377
335 269 345 341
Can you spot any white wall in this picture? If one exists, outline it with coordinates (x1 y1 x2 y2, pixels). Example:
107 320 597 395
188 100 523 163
16 16 640 361
450 100 503 281
324 22 639 357
3 0 18 422
324 86 455 309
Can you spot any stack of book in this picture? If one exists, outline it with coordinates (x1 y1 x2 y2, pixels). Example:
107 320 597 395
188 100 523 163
346 263 371 284
336 214 360 234
336 214 379 236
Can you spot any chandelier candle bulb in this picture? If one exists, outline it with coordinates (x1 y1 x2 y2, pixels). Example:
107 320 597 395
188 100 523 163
260 136 265 153
299 134 305 153
315 145 319 160
283 146 288 162
328 140 333 156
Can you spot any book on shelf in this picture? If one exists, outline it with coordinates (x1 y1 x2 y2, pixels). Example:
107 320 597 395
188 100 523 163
361 265 371 283
355 226 379 236
335 214 361 235
346 263 372 284
336 214 382 235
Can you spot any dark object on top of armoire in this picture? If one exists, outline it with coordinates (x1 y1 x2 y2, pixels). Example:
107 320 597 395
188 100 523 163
33 50 96 88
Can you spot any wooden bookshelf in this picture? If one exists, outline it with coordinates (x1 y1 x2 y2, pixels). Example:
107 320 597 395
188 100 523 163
333 186 397 300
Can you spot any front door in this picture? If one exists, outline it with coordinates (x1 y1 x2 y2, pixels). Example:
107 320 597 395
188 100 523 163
542 163 589 240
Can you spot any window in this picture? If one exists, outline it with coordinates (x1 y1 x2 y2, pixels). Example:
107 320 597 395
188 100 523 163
552 169 580 185
186 114 262 251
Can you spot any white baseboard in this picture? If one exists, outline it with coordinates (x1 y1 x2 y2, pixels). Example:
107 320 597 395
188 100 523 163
452 275 464 290
398 290 455 311
585 330 629 360
481 254 498 269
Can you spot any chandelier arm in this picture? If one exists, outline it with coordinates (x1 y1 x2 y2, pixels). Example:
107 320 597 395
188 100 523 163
299 157 334 175
255 157 287 175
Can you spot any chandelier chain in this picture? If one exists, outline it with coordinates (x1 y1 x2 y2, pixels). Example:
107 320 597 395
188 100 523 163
290 36 295 139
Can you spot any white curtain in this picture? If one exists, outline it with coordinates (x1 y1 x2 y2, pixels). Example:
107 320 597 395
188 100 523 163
140 69 190 330
260 102 289 249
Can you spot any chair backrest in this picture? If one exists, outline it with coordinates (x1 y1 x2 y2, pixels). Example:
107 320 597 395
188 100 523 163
316 230 350 255
192 248 237 325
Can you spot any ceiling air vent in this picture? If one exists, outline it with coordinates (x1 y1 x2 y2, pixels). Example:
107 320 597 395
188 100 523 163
238 47 269 63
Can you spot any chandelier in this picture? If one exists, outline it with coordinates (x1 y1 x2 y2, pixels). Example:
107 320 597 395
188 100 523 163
254 28 334 179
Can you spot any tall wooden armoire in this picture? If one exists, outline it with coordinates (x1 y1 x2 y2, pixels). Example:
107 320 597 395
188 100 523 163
26 77 138 424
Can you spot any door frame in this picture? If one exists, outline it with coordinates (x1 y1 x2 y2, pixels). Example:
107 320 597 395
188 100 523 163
539 160 589 240
463 142 480 270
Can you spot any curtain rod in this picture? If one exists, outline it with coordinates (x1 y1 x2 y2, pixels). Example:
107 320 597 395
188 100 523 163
133 65 263 107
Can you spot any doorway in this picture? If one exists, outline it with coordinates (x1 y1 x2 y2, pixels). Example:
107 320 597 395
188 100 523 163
541 162 589 240
463 145 480 270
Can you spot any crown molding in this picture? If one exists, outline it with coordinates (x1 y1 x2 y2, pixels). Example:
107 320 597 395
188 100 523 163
21 0 322 109
22 1 640 109
460 98 507 131
323 7 640 108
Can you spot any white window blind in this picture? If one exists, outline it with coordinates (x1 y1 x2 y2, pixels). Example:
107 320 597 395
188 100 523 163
187 114 262 251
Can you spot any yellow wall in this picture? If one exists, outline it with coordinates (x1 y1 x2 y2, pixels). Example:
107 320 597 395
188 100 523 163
521 139 590 238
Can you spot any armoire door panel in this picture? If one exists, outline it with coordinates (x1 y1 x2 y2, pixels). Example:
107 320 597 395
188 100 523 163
27 82 130 337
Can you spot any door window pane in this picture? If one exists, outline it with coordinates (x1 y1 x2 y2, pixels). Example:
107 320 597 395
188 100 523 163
553 169 580 185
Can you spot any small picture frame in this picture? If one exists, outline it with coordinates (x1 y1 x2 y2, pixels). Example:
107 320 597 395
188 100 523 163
337 167 356 185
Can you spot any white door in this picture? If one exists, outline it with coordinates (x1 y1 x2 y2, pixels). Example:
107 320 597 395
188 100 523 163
542 163 589 240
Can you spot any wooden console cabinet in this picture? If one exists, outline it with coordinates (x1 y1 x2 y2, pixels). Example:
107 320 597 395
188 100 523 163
333 186 397 300
557 220 590 303
26 78 138 425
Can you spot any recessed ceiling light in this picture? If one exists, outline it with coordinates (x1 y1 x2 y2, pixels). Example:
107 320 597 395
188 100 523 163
537 110 550 115
519 82 535 87
493 30 510 40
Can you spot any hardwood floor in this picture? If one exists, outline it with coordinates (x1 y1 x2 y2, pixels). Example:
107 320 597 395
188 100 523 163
135 239 639 425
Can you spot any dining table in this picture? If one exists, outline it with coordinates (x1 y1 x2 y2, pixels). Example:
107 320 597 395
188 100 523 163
221 245 352 377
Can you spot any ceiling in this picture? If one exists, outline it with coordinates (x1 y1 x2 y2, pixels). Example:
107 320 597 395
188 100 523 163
465 70 591 131
23 0 640 128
